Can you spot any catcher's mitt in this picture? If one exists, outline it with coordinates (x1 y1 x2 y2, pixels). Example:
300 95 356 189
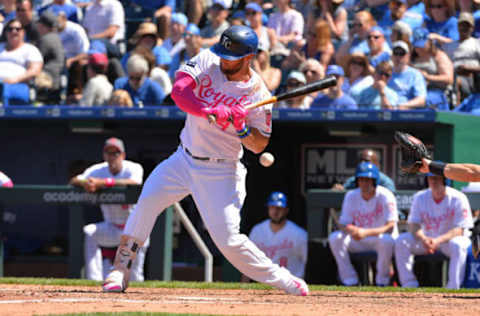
394 131 431 174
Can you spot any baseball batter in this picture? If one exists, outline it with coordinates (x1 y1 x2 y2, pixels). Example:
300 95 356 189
328 162 398 286
102 25 309 296
70 137 148 281
0 171 13 187
248 192 308 278
395 173 473 289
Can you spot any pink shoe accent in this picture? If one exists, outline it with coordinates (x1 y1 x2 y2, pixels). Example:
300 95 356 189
293 280 308 296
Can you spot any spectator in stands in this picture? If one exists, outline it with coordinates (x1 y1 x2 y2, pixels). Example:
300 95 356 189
69 137 147 282
38 0 79 23
388 41 427 109
244 192 308 280
129 0 175 40
424 0 458 46
169 23 202 81
342 53 373 103
282 19 334 73
357 61 399 110
390 20 412 45
267 0 304 48
108 89 133 107
329 161 398 286
162 12 187 58
35 11 65 97
82 0 125 45
252 41 281 93
444 12 480 105
0 0 16 33
305 0 348 50
453 73 480 114
365 26 391 72
57 11 89 70
300 58 325 103
341 148 396 192
200 0 230 48
377 0 423 42
336 11 378 63
276 71 310 109
245 2 276 53
15 0 39 44
0 18 43 105
122 22 171 72
79 52 113 106
394 173 473 289
311 65 357 109
114 54 165 107
410 27 453 111
0 171 13 187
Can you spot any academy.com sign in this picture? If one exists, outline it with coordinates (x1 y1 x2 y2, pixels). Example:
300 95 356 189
43 191 126 204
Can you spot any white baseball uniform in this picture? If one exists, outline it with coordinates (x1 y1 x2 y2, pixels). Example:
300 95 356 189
249 220 308 278
395 187 473 289
122 49 304 293
328 186 398 286
0 171 13 187
79 160 149 281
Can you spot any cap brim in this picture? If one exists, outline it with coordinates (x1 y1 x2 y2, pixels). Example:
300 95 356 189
267 201 285 207
413 40 427 48
210 44 248 61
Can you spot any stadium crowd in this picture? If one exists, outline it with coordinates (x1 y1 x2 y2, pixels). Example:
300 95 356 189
0 0 479 112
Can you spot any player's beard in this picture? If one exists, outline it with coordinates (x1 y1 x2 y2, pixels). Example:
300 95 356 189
271 214 287 225
220 59 245 76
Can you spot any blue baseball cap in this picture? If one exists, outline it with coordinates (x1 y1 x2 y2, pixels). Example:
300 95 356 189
245 2 262 13
185 23 200 36
267 192 288 208
326 65 344 77
171 12 188 27
88 40 107 55
412 27 429 48
368 26 384 36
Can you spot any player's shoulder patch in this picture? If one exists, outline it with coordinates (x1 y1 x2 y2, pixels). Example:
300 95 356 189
186 60 197 68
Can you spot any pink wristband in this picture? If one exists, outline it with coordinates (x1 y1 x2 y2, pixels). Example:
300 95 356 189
2 180 13 188
105 178 115 187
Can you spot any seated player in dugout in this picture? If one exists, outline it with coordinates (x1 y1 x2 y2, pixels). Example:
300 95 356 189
328 161 399 286
242 192 308 282
69 137 148 281
334 148 396 193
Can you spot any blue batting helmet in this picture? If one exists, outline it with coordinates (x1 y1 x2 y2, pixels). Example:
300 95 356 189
355 161 379 186
210 25 258 60
267 191 288 208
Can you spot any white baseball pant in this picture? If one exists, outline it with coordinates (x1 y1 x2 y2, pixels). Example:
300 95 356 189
394 232 471 289
84 221 149 281
328 230 395 286
123 147 296 291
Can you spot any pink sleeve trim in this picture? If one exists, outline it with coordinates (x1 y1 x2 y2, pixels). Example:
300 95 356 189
171 72 206 117
2 180 13 187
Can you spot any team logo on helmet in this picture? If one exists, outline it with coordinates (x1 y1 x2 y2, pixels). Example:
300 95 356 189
221 35 232 49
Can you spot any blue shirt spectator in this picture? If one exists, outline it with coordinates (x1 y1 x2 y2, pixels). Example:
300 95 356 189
356 61 399 109
453 93 480 114
311 65 358 109
114 54 165 106
131 0 175 11
38 1 79 23
377 0 423 42
169 23 201 80
424 0 459 46
387 41 427 108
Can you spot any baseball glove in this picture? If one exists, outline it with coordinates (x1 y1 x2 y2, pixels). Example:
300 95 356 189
394 131 431 174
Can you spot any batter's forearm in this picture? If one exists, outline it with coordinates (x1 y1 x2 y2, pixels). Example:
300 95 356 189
443 163 480 182
240 128 269 154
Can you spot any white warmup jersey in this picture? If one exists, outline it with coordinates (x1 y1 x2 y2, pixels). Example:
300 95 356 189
408 187 474 238
177 49 273 160
78 160 144 226
339 186 399 236
0 171 12 186
249 220 308 278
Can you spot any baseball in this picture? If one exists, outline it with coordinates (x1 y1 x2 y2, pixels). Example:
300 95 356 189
260 152 275 167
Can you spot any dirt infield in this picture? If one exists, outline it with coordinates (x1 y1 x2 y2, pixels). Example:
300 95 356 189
1 284 480 316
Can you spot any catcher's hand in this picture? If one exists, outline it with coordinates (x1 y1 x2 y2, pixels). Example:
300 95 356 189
394 131 431 174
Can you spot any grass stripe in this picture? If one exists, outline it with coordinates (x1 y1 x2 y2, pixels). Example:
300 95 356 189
1 277 479 294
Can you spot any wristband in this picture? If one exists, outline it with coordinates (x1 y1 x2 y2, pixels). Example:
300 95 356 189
236 125 251 139
105 177 115 187
429 161 446 176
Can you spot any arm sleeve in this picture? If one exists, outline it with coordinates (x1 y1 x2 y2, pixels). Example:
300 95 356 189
339 192 354 225
171 72 206 117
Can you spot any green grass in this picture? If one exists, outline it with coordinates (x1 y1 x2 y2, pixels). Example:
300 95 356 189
1 277 479 294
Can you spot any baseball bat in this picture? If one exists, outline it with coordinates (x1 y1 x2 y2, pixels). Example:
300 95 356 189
207 76 337 123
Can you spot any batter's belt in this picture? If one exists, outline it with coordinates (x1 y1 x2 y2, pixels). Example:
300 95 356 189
181 144 238 163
